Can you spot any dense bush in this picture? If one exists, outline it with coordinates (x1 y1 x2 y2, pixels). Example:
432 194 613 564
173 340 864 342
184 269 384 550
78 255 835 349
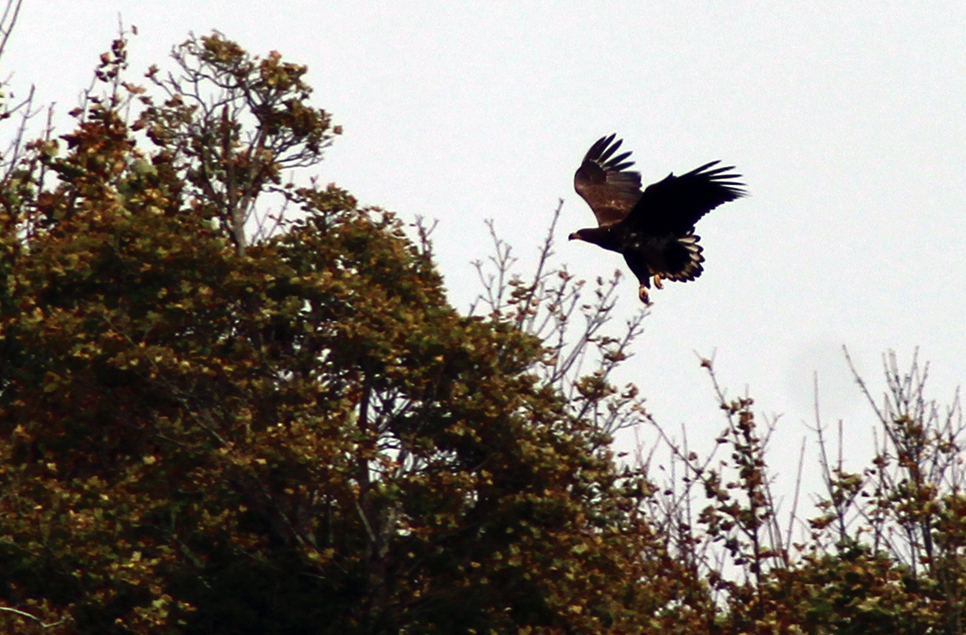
0 33 674 634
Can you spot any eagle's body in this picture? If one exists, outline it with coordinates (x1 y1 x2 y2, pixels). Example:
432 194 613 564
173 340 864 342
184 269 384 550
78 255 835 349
569 134 745 303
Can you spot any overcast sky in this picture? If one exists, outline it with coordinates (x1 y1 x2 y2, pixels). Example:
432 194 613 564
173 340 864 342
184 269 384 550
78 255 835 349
7 1 966 508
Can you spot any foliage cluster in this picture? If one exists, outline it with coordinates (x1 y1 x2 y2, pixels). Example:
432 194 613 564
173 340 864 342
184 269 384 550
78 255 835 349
0 33 674 635
0 29 965 635
648 352 966 634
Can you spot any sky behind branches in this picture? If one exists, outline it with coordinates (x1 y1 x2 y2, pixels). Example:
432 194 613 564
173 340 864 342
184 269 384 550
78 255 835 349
6 1 966 505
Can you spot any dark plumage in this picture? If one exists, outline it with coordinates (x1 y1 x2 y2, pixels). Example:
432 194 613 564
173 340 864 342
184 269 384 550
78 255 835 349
570 134 746 303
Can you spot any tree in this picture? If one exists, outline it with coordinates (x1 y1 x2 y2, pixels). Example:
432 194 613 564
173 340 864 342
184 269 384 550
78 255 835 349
0 33 676 634
642 351 966 634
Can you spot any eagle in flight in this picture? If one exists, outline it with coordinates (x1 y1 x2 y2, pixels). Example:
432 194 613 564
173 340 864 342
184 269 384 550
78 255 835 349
570 134 746 304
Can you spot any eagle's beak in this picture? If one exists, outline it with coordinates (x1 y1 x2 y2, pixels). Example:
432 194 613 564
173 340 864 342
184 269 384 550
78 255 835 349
568 232 579 241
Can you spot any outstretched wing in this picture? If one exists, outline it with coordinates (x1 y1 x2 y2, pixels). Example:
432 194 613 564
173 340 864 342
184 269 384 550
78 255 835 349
574 134 643 226
629 161 745 235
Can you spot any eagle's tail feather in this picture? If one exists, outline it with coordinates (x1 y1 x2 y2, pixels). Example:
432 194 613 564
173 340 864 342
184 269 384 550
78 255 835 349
662 234 705 282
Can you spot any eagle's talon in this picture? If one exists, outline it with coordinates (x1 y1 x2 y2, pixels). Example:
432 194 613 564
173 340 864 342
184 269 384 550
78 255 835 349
653 274 663 290
638 286 651 305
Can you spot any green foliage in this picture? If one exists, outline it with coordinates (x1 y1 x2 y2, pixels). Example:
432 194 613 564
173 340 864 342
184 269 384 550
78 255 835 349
0 33 672 634
647 352 966 634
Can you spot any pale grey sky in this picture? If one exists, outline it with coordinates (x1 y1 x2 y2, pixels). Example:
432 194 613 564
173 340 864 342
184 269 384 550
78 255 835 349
7 2 966 502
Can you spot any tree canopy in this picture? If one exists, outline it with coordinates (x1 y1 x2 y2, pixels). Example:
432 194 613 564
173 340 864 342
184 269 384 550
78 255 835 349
0 33 674 634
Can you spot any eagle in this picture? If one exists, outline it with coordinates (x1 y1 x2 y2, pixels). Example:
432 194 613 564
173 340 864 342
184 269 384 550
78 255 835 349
569 134 746 304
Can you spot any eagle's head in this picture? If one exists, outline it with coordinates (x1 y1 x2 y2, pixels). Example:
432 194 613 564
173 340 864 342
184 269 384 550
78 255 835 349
567 226 619 252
